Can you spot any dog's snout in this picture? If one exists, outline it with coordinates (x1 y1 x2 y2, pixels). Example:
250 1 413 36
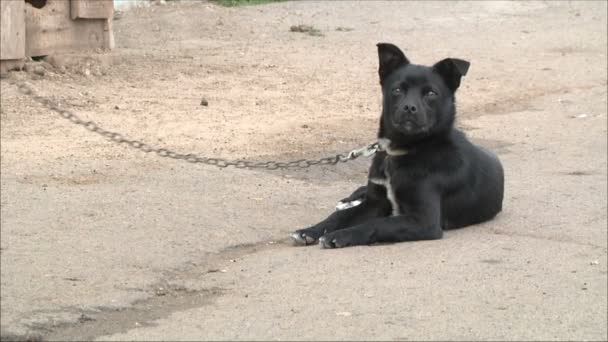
404 104 417 114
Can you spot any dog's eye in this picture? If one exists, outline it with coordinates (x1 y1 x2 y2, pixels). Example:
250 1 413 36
392 87 401 95
425 90 437 97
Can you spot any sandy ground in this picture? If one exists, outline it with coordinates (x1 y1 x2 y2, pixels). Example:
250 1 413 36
0 0 606 340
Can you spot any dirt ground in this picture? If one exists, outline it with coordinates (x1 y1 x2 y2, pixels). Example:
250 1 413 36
1 0 607 340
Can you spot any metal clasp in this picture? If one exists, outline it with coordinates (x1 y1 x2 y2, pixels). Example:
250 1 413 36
347 142 379 160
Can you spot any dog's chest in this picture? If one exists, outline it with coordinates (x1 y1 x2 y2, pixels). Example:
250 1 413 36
370 157 401 216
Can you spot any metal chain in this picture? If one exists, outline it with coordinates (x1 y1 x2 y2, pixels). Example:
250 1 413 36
8 79 378 170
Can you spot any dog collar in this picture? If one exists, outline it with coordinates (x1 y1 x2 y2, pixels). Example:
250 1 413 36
378 138 409 156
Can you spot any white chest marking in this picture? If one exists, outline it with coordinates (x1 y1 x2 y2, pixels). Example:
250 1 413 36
370 176 401 216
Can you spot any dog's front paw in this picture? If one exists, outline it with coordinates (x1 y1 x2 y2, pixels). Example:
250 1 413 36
335 199 363 211
319 232 349 249
318 236 334 248
291 227 322 246
319 229 374 249
336 186 367 210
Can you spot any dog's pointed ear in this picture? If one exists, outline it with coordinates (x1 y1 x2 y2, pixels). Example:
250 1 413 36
433 58 470 92
377 43 409 84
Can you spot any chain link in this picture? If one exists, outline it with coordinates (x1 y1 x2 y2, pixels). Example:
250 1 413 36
8 79 378 170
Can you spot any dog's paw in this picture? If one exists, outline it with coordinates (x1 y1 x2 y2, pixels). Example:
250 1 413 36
291 231 318 246
318 235 347 249
318 236 337 249
335 199 363 211
319 229 373 249
338 185 367 205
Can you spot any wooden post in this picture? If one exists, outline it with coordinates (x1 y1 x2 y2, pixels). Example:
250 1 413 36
0 0 26 73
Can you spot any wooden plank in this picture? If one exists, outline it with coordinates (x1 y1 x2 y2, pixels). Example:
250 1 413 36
0 0 26 60
26 0 113 57
71 0 113 20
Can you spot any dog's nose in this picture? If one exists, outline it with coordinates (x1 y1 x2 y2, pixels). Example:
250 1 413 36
404 104 417 114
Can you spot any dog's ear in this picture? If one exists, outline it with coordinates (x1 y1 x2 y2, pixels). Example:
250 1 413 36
433 58 470 92
377 43 409 84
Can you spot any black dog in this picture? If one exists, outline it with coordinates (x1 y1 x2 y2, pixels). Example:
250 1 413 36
292 43 504 248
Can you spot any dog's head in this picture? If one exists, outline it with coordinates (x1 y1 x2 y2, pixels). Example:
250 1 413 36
376 43 470 144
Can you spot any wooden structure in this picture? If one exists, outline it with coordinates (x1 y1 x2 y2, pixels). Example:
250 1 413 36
0 0 114 73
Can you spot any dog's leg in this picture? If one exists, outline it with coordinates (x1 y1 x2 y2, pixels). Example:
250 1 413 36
292 183 390 246
292 201 380 245
319 216 442 248
292 158 387 246
319 195 442 248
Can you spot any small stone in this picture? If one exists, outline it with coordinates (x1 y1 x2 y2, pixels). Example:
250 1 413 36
336 311 352 317
114 105 120 110
33 65 45 76
590 260 599 265
200 98 209 106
